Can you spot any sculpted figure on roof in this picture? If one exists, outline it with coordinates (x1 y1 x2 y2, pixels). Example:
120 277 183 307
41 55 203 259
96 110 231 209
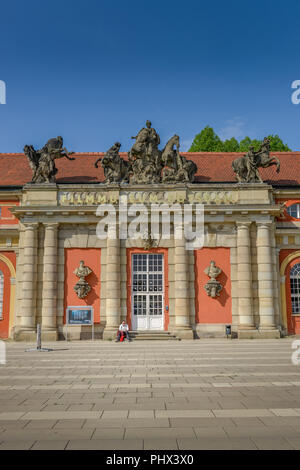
232 137 280 183
94 142 131 183
24 136 75 184
128 120 163 184
161 134 197 183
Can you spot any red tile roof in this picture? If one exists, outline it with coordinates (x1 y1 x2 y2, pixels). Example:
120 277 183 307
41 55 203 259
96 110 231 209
0 152 299 186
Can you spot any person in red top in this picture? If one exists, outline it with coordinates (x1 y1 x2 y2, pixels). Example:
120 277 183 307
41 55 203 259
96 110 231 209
116 321 131 342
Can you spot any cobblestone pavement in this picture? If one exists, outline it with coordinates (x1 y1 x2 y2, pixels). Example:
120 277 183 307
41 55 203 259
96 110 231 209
0 338 300 450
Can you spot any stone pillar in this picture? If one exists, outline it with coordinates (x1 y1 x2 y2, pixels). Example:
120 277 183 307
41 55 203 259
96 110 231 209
236 222 256 336
173 226 193 339
17 223 38 340
103 228 120 339
41 223 58 341
256 222 280 338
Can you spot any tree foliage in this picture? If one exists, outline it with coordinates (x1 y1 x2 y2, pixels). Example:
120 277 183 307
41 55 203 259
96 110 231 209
188 127 291 152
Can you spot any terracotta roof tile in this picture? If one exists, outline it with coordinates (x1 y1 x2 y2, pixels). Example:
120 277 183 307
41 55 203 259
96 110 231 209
0 152 298 186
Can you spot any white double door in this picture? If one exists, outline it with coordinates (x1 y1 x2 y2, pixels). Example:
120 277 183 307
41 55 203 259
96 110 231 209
131 253 164 331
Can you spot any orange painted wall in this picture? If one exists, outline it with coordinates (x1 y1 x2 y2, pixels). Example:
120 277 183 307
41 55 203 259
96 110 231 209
126 248 169 331
194 248 231 324
280 249 300 334
64 248 101 324
0 201 19 226
0 252 16 339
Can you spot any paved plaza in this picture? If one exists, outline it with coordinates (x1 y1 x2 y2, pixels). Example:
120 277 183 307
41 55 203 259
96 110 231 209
0 338 300 450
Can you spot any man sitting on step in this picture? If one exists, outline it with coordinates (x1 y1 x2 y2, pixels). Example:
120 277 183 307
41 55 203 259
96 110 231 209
116 321 131 342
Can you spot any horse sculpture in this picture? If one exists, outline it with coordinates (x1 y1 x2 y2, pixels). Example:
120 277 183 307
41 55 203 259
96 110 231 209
161 134 197 183
232 137 280 183
95 142 131 183
24 136 75 184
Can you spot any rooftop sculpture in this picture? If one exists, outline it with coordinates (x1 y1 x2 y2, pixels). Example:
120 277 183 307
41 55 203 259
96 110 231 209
24 136 75 184
232 137 280 183
95 121 198 184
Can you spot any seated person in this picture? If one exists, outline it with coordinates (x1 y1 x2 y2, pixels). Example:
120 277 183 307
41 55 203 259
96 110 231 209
116 320 131 342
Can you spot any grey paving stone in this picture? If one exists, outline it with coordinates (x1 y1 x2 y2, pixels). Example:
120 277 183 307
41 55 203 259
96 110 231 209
31 440 69 450
92 428 125 439
177 437 258 450
251 437 294 450
124 427 196 439
144 439 178 450
0 440 36 450
66 439 143 450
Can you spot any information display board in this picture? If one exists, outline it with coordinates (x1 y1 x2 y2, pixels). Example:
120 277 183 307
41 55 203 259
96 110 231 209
66 306 94 340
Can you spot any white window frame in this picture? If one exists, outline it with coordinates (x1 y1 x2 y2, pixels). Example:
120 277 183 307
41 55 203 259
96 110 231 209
287 203 300 219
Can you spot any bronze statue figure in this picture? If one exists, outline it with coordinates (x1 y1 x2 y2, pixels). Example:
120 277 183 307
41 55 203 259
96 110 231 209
96 121 198 185
24 136 75 184
128 120 162 184
232 137 280 183
94 142 131 183
161 134 197 183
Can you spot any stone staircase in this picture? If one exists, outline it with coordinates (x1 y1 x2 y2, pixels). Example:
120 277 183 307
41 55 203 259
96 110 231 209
129 331 180 341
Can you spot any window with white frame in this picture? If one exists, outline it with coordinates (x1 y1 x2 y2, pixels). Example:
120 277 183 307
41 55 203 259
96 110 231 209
0 271 3 319
290 263 300 314
287 203 300 219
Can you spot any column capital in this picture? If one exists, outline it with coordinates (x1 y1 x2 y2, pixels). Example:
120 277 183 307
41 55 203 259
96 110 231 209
43 222 59 229
256 221 272 228
23 222 39 230
236 221 252 228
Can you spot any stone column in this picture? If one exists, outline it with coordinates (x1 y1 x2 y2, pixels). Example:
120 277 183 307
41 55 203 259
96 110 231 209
41 223 58 340
236 222 255 333
173 226 193 339
256 222 280 337
18 223 38 340
103 228 120 339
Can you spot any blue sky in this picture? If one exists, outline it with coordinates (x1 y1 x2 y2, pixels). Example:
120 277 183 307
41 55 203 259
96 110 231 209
1 0 300 152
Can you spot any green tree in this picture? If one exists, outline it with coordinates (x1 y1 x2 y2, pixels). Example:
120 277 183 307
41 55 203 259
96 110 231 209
223 137 239 152
188 127 292 152
188 126 224 152
266 134 291 151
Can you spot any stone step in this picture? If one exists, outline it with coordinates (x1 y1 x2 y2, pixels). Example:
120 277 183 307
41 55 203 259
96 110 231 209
129 331 180 341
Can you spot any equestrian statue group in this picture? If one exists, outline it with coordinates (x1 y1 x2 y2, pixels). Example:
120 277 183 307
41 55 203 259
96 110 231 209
24 121 280 185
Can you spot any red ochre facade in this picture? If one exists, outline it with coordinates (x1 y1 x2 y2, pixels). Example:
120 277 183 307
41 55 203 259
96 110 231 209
0 252 16 339
64 248 101 324
194 248 231 325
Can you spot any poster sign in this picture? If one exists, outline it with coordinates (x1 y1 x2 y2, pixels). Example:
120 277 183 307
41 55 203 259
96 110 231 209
66 306 94 341
67 307 93 325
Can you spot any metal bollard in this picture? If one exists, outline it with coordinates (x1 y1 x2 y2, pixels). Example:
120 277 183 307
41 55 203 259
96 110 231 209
37 324 42 350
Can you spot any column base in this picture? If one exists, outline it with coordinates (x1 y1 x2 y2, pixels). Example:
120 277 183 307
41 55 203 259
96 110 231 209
102 328 119 341
238 328 281 339
13 326 37 342
258 328 281 339
41 329 58 342
170 327 194 340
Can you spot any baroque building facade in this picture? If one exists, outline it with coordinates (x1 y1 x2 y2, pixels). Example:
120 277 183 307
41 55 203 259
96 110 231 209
0 129 300 341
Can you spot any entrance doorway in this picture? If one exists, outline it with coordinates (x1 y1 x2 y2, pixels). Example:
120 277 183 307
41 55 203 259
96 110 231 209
131 253 164 330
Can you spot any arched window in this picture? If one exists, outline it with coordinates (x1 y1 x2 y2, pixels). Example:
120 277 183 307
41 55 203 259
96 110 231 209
290 263 300 314
0 271 3 319
287 204 300 219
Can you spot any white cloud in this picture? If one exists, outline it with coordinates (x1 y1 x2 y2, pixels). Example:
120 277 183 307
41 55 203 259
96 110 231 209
218 117 246 141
